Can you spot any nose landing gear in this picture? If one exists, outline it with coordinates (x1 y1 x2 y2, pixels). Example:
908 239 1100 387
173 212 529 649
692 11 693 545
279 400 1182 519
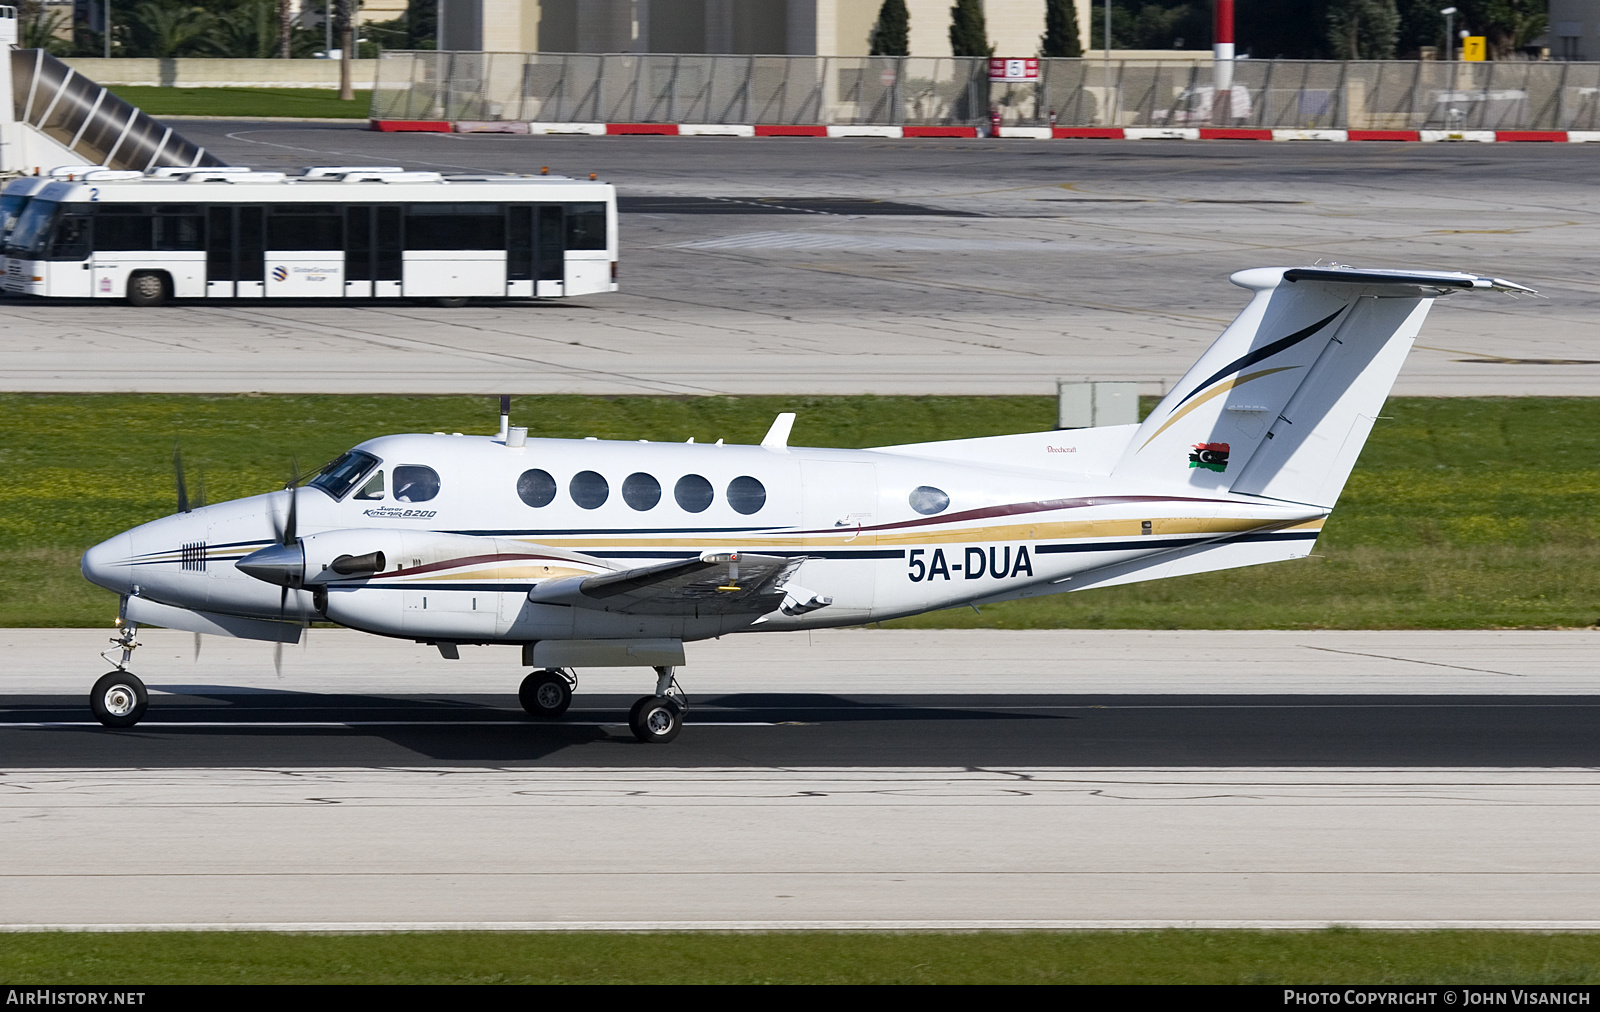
92 622 147 728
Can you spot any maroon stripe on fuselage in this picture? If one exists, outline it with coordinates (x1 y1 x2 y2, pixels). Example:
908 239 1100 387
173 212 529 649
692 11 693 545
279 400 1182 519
364 552 597 580
797 494 1237 536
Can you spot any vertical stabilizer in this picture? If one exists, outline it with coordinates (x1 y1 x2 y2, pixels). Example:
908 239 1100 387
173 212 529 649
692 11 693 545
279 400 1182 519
1112 266 1533 508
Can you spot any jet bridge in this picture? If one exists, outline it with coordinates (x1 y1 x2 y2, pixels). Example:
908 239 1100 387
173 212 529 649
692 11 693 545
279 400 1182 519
0 9 222 173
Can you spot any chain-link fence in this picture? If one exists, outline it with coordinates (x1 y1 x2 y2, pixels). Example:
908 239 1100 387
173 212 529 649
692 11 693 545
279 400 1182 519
371 50 1600 132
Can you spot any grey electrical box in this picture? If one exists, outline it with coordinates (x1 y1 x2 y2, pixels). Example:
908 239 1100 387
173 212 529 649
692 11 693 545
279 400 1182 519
1057 381 1139 429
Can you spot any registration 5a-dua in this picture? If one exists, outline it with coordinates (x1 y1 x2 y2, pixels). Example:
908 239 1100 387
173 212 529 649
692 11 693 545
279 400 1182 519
907 545 1035 582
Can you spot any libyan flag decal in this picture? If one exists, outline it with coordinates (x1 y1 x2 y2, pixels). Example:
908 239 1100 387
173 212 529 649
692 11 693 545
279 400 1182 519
1190 442 1230 472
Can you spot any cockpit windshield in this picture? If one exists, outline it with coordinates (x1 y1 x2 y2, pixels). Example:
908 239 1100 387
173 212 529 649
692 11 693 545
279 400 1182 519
309 450 380 500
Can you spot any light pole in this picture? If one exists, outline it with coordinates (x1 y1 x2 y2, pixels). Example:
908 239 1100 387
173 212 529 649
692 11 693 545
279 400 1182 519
1441 7 1457 62
102 0 110 59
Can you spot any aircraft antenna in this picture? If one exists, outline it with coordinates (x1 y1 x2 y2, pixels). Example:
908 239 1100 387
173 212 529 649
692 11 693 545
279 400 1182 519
499 395 511 440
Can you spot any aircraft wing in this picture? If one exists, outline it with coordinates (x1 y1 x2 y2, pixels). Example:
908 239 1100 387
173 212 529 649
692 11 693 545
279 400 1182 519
526 551 809 616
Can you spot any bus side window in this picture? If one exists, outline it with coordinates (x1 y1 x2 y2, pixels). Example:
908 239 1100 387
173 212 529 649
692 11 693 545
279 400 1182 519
94 205 152 251
48 216 90 260
267 204 342 250
405 203 504 250
152 207 203 251
564 202 606 250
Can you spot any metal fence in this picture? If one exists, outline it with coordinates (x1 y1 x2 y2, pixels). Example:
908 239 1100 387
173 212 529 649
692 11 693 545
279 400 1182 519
371 50 1600 132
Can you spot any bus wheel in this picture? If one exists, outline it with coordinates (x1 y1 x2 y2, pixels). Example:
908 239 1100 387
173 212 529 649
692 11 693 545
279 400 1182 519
126 271 170 308
433 297 469 308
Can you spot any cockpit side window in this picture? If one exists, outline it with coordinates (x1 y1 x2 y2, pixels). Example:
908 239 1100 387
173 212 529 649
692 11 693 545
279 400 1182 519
309 450 380 500
393 465 441 503
352 470 385 500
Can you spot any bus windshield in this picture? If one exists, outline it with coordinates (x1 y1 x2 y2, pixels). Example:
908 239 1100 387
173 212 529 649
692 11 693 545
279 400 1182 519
5 199 59 257
0 194 33 244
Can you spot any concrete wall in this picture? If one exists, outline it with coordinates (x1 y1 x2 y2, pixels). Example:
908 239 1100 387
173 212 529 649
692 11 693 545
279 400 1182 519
60 58 384 89
483 0 1093 58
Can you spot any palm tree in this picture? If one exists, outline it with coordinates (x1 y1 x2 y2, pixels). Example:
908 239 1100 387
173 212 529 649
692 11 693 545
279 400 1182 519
125 0 216 58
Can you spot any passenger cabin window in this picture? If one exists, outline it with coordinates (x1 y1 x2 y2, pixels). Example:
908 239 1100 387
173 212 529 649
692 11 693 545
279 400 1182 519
569 470 609 509
565 203 607 250
517 468 557 508
393 465 441 503
353 471 385 500
674 474 713 513
622 472 661 511
726 476 767 515
908 486 950 516
309 450 379 500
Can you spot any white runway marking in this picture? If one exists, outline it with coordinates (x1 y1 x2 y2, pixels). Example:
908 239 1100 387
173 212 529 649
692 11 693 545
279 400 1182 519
1 721 777 729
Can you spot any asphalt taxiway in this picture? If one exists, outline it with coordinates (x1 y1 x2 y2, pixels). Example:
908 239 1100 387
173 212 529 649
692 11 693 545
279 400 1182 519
0 127 1596 396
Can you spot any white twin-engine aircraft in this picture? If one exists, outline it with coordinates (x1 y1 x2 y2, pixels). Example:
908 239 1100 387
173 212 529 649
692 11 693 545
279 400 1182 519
80 264 1530 742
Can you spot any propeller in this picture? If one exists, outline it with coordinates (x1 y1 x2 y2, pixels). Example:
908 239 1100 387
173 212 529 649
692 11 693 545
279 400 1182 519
173 441 207 514
271 459 306 678
173 441 188 513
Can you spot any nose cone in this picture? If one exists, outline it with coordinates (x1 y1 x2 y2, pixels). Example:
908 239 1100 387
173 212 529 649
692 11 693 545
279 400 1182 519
237 542 305 587
81 532 135 594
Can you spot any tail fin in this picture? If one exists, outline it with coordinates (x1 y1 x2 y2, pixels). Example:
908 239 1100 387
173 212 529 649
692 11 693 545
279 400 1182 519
1112 266 1532 509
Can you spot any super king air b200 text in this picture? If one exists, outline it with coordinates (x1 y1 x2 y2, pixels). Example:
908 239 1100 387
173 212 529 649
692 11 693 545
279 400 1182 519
80 264 1532 743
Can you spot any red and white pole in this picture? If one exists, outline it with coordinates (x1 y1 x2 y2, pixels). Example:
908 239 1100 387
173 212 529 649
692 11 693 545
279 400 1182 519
1213 0 1235 123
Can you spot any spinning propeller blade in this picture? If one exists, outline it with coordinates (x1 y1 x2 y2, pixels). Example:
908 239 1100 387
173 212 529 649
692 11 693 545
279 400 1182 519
173 441 189 514
282 457 300 547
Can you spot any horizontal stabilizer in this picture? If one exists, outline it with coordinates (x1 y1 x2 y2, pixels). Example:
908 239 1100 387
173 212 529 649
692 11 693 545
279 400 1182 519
1280 267 1535 294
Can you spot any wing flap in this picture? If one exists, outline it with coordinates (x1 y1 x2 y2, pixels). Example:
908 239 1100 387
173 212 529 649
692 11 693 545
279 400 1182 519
527 552 805 616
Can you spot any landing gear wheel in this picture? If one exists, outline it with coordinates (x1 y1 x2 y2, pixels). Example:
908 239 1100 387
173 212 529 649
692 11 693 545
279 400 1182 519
90 670 148 728
519 669 572 718
629 695 682 744
126 271 169 308
434 296 469 308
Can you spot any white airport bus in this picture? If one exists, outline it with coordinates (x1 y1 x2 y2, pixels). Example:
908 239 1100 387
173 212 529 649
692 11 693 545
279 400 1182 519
1 166 618 306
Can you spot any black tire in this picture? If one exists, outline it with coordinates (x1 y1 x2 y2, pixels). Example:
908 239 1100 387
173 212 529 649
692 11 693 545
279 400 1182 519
519 669 571 718
126 271 170 307
629 695 682 744
90 670 148 728
434 297 469 308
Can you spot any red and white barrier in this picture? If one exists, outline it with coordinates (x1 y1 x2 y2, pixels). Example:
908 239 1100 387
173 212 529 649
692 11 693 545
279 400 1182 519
373 120 1599 144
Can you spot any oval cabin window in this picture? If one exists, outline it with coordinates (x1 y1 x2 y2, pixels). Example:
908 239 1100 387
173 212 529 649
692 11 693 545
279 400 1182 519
622 472 662 511
392 465 441 503
569 470 609 509
908 486 950 516
674 474 713 513
726 475 767 515
517 469 557 508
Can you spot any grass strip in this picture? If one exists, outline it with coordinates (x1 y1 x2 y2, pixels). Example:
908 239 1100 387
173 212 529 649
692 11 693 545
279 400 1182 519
3 929 1600 984
2 393 1596 630
104 86 372 119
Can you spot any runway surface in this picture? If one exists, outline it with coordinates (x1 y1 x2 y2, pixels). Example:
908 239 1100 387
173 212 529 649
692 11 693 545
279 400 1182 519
7 628 1597 768
0 126 1595 395
3 629 1597 928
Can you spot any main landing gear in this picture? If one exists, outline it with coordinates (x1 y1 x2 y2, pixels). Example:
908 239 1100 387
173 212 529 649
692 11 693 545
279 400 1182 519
628 666 686 744
518 668 575 718
518 664 687 743
91 623 148 728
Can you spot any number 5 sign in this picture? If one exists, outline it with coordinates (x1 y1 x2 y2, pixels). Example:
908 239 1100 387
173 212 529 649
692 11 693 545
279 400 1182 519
988 58 1039 82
